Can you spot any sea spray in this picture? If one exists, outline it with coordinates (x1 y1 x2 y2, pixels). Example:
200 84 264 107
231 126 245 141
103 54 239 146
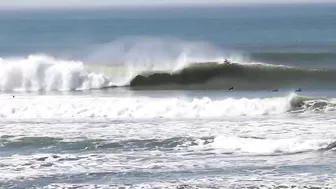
0 38 240 91
0 55 111 91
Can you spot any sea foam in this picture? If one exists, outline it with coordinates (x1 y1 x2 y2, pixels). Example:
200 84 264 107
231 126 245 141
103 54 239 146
0 94 296 119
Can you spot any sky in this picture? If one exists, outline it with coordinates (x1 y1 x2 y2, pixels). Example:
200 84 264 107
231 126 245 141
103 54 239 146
1 0 335 9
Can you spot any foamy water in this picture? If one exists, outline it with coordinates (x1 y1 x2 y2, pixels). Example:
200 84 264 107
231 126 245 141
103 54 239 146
0 94 295 119
0 37 245 92
1 98 336 188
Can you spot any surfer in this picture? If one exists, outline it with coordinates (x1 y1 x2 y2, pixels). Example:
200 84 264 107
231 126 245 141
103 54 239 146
229 87 234 91
224 59 231 64
295 88 302 92
271 89 278 92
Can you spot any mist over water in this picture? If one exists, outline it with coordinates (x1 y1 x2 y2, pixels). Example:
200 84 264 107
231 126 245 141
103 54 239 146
83 37 230 65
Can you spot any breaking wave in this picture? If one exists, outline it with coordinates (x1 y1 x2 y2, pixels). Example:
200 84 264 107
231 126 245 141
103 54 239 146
0 93 335 119
128 62 336 90
1 37 336 91
0 55 111 91
1 55 336 91
0 37 234 91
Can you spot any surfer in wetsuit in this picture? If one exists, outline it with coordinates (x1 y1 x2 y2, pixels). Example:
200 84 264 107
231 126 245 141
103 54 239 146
295 88 302 92
224 59 230 64
229 87 234 91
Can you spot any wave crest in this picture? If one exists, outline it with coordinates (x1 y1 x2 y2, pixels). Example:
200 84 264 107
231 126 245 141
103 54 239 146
0 55 111 91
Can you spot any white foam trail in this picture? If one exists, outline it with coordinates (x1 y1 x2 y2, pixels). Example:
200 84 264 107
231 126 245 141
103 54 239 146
207 136 333 155
0 94 295 119
0 55 111 91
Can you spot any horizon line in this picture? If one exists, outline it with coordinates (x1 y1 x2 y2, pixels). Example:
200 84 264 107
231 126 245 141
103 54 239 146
1 1 336 10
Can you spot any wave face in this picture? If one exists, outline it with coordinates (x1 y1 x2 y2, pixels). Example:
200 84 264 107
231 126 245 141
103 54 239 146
129 62 336 90
0 94 334 119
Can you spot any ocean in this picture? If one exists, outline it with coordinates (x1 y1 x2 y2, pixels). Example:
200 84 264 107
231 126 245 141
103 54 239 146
1 4 336 189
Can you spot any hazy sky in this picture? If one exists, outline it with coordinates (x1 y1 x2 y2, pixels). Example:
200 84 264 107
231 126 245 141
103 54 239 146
1 0 335 9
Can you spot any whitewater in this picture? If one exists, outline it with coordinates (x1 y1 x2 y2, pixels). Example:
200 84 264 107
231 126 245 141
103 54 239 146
0 55 112 91
2 92 336 188
1 93 335 119
2 4 336 189
2 45 336 189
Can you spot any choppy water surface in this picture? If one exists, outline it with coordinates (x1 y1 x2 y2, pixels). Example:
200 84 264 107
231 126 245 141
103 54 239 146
0 91 336 189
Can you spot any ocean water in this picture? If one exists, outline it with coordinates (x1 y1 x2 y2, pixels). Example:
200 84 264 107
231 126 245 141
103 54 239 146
1 4 336 189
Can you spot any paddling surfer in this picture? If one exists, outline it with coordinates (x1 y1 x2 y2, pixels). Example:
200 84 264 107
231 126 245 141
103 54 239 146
295 88 302 92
